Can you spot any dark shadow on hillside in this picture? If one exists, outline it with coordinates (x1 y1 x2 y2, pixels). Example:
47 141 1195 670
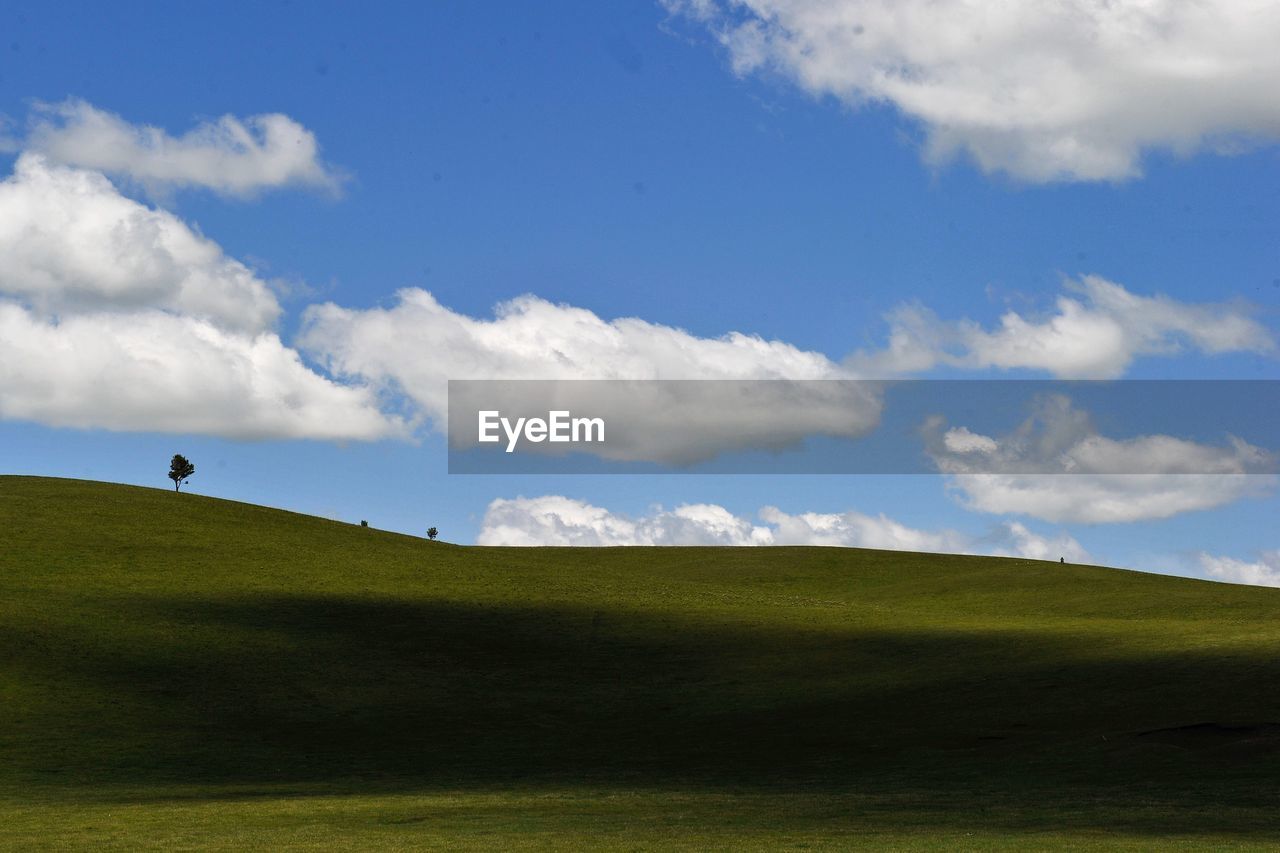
6 594 1280 836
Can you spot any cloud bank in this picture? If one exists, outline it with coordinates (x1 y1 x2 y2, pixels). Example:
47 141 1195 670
301 278 1271 464
478 496 775 546
477 494 1088 561
666 0 1280 182
3 99 1271 458
2 144 1268 450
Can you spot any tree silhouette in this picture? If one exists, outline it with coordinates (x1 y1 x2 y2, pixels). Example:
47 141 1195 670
427 527 439 541
168 454 195 492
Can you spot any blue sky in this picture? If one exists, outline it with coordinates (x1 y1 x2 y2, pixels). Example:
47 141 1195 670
1 1 1278 582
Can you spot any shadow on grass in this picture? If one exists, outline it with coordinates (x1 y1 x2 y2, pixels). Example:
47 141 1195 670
6 594 1280 835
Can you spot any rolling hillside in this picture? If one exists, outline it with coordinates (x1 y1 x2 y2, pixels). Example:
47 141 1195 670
2 475 1279 849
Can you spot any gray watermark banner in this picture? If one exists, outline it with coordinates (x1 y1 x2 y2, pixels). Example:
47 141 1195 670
447 379 1279 475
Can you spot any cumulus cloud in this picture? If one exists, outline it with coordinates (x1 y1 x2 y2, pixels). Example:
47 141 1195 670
25 99 342 197
0 304 401 440
1198 550 1280 588
665 0 1280 182
0 154 280 332
477 495 1088 561
759 505 969 552
950 474 1272 525
301 288 886 464
302 288 849 395
0 155 403 440
928 395 1276 523
298 278 1271 462
849 276 1273 379
761 506 1089 561
300 281 1274 398
478 496 773 546
5 101 1264 451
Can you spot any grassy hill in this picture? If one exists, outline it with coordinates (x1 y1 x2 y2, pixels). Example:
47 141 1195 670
2 475 1279 849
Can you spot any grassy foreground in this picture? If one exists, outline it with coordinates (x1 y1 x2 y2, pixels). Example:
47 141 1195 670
2 475 1279 850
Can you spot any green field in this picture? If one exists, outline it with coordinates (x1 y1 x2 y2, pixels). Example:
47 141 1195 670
2 475 1279 849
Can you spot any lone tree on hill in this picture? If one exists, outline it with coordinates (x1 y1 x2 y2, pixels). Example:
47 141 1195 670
168 454 195 492
427 527 439 541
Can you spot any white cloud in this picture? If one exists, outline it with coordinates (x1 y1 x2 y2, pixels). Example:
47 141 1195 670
926 395 1274 477
0 155 403 441
4 102 1266 451
302 288 849 395
666 0 1280 182
300 288 886 465
760 506 1088 561
979 521 1092 563
1198 550 1280 588
477 496 773 546
25 99 342 197
759 505 969 552
928 395 1276 523
0 302 404 440
849 276 1273 379
0 154 280 333
948 474 1272 525
296 278 1271 462
942 427 999 455
477 495 1088 561
299 280 1272 400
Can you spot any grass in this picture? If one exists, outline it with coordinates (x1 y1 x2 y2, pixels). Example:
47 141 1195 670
2 474 1279 849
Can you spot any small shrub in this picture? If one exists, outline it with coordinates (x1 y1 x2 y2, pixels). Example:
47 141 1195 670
360 520 368 527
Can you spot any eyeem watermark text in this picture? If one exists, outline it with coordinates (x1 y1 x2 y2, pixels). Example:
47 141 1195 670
450 379 1279 474
478 410 606 452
